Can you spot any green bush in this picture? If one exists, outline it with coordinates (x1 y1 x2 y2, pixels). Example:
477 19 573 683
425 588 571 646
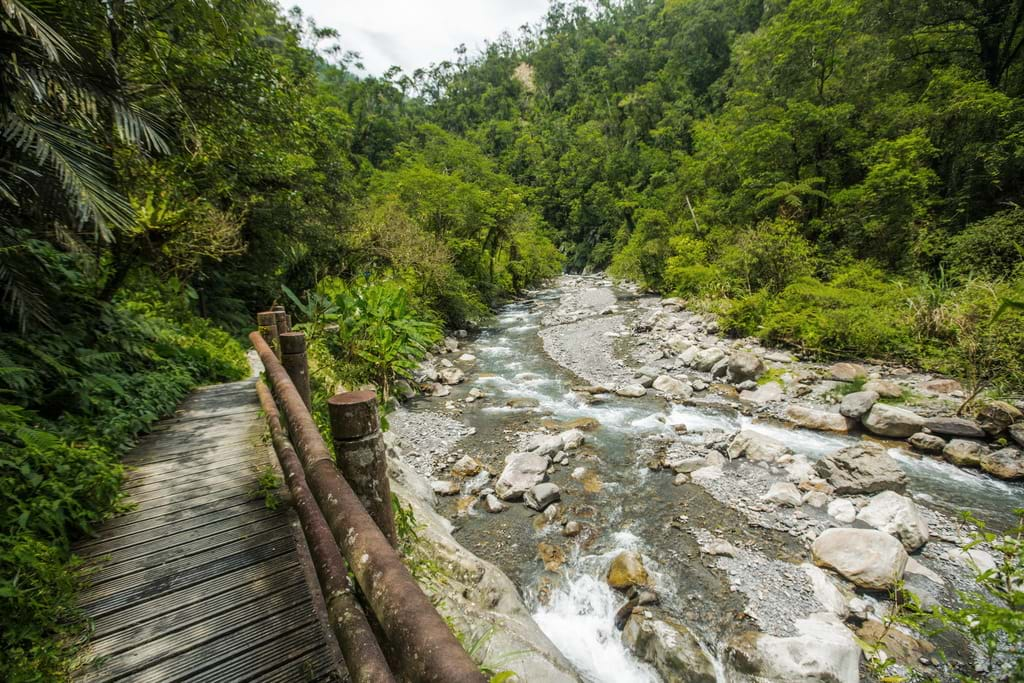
948 208 1024 279
718 218 816 294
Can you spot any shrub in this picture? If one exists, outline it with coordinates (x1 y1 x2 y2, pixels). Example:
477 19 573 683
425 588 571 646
717 218 816 293
948 207 1024 279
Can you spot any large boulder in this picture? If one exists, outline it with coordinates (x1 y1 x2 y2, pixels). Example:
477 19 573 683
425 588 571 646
692 347 727 372
727 430 790 462
918 378 962 394
495 452 550 501
908 432 946 453
723 613 860 683
943 439 988 468
839 390 879 419
622 610 716 683
801 564 849 618
863 379 904 398
856 491 930 551
761 481 803 507
812 528 908 590
976 400 1023 436
615 384 648 398
652 375 693 398
829 362 867 382
1010 423 1024 449
862 403 925 438
814 442 908 494
726 352 764 384
739 382 784 405
924 417 986 439
980 447 1024 480
606 551 650 590
524 483 561 511
438 366 466 385
783 404 853 433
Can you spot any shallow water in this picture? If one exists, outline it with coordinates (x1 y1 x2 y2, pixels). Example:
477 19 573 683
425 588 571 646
417 284 1024 681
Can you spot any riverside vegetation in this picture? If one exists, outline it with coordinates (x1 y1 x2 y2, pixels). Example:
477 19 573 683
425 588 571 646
0 0 1022 681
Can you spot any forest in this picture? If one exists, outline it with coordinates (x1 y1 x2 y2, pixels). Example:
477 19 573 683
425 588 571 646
1 0 1022 679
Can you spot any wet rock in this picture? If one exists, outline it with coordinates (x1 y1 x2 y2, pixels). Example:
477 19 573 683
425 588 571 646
393 379 417 400
709 383 739 399
924 416 986 439
829 362 867 382
506 397 539 409
525 482 561 511
856 491 930 551
673 472 689 485
783 404 853 433
573 384 610 395
801 564 849 618
542 416 600 431
652 374 692 397
431 480 461 496
812 528 908 590
537 542 566 571
562 520 581 537
1010 423 1024 448
839 390 879 419
450 455 483 477
606 550 650 590
761 481 803 507
709 357 730 379
615 384 648 398
443 336 459 353
980 447 1024 480
862 403 925 438
727 351 765 384
908 432 946 453
614 598 639 631
827 498 857 524
622 610 716 683
739 382 784 405
727 430 790 462
559 428 586 450
814 442 908 494
457 353 476 362
918 377 962 394
423 382 451 397
943 438 988 468
495 452 549 500
484 493 507 513
724 613 859 683
976 400 1023 436
692 347 727 372
439 366 465 385
857 620 935 669
863 379 903 398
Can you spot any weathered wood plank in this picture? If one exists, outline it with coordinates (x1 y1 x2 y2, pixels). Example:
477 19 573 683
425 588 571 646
74 380 341 682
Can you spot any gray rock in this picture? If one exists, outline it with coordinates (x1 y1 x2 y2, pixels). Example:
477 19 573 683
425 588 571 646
980 447 1024 480
692 347 726 372
943 439 988 468
739 382 784 405
976 400 1023 436
438 366 466 385
735 380 758 391
431 480 461 496
908 432 946 453
862 403 925 438
623 610 716 683
829 362 867 381
827 498 857 524
562 520 581 536
783 404 853 433
863 379 903 398
839 390 879 419
484 493 507 513
726 351 765 384
524 482 561 511
924 417 986 439
812 528 908 590
652 374 692 398
727 430 790 462
494 452 549 500
709 357 730 379
1010 423 1024 449
856 491 930 551
918 378 962 394
762 481 803 507
615 384 648 398
724 613 860 683
814 442 908 494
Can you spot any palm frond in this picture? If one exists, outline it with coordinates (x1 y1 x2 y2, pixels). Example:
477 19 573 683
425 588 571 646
2 111 135 238
112 100 169 154
0 0 79 63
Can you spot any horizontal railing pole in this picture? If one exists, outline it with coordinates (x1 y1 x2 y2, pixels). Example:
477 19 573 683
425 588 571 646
256 381 395 683
250 331 485 683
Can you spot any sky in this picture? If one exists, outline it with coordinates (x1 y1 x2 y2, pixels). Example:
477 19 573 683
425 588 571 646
288 1 550 76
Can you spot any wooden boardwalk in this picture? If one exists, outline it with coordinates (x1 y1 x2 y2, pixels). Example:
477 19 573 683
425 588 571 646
74 379 343 683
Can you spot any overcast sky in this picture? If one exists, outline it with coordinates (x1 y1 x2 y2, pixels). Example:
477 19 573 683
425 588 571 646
287 1 550 76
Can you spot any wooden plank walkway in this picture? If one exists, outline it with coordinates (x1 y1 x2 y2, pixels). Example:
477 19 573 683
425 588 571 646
74 379 344 683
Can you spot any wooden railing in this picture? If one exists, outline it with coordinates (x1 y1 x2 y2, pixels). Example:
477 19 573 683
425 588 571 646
251 307 485 683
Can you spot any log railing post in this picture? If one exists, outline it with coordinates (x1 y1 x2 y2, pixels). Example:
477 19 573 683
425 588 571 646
327 391 398 547
280 332 311 410
257 310 281 359
272 304 291 334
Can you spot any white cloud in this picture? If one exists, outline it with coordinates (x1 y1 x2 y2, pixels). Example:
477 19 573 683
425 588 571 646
287 0 550 75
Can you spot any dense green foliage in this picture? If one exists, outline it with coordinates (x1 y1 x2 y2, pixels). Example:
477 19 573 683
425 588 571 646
2 0 1022 678
420 0 1024 391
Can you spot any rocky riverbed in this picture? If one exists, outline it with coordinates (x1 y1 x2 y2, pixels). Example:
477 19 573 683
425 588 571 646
388 274 1024 683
